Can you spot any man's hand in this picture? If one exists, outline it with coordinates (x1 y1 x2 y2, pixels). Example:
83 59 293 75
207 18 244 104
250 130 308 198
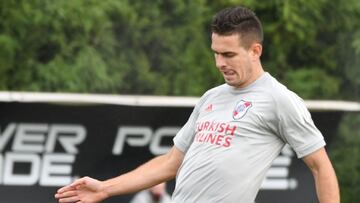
55 176 108 203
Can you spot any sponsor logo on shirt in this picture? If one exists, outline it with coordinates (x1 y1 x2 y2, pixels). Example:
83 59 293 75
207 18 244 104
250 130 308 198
233 100 252 120
204 104 213 112
194 121 237 147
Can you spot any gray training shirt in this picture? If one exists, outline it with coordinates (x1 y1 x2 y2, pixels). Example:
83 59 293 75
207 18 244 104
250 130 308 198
172 72 325 203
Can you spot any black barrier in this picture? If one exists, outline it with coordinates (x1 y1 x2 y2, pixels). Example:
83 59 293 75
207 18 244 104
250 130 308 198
0 101 343 203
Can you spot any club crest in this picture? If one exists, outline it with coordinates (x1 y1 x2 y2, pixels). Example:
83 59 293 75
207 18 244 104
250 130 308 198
233 100 252 120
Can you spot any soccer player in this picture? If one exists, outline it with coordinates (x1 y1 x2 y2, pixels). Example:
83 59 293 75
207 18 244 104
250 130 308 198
55 6 339 203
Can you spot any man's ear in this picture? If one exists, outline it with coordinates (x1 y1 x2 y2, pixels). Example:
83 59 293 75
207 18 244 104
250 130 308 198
249 43 262 61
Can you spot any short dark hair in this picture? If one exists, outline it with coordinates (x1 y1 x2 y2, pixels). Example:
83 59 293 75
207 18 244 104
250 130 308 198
211 6 263 49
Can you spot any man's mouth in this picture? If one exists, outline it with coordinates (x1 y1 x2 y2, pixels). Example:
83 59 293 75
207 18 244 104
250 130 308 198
223 70 236 76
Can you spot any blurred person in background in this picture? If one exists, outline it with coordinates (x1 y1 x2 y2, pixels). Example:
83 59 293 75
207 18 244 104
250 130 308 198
55 6 339 203
130 182 170 203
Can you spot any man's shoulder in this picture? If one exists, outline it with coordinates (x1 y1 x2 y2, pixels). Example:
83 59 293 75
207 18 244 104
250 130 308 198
263 74 299 100
264 74 306 113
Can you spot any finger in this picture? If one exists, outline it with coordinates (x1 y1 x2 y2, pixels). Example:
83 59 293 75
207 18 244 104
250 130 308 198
55 190 77 199
58 195 80 203
57 185 76 194
58 178 86 193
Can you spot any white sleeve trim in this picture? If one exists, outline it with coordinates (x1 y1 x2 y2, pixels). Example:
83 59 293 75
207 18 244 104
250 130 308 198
296 138 326 158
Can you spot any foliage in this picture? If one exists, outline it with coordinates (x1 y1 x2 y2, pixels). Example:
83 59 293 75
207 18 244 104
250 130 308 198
330 113 360 203
0 0 217 95
0 0 359 99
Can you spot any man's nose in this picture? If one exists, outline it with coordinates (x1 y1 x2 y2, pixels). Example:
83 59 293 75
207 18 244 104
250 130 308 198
215 54 226 69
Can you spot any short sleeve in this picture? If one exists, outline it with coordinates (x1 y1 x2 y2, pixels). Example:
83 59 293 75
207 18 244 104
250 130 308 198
173 91 210 153
173 108 199 153
275 91 326 158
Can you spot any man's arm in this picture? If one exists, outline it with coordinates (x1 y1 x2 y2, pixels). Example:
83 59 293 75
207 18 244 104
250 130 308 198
55 146 184 203
302 147 340 203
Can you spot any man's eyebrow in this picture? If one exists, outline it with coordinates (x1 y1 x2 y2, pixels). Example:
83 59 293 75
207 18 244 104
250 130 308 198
211 49 236 55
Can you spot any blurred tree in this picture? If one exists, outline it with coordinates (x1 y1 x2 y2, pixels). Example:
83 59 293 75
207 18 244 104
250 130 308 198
0 34 17 89
0 0 218 95
0 0 359 98
329 0 360 100
0 0 117 92
108 0 218 95
330 113 360 203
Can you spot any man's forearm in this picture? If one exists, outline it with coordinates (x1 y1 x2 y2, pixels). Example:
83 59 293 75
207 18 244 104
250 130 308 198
102 147 183 198
303 148 340 203
313 165 340 203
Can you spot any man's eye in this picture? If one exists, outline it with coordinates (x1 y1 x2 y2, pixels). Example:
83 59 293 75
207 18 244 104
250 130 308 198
224 53 235 58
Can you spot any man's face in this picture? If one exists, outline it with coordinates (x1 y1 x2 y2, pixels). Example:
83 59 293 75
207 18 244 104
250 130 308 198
211 33 254 88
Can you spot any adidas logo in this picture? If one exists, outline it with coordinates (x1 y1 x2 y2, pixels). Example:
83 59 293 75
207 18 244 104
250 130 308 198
205 104 213 112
